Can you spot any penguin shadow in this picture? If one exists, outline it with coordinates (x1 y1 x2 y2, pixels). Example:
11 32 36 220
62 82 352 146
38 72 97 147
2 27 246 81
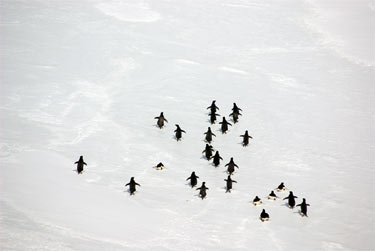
293 210 303 216
152 124 165 129
200 156 210 160
185 182 195 188
281 202 293 208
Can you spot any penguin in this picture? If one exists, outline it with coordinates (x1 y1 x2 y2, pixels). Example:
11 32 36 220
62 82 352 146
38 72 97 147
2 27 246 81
219 117 232 134
154 112 168 129
229 111 241 124
156 162 164 170
202 144 214 160
207 100 219 114
225 157 239 175
204 127 216 143
268 191 277 200
260 209 270 222
125 177 141 195
240 130 253 146
276 182 286 192
283 191 298 208
75 155 87 174
209 112 220 124
224 175 237 193
253 196 262 206
211 151 223 167
296 198 310 217
196 182 209 200
186 171 199 188
174 124 186 141
232 102 242 114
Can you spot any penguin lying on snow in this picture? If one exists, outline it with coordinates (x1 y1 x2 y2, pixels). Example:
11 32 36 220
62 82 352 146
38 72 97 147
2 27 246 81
297 198 310 217
240 130 253 146
268 191 277 200
204 127 216 143
224 175 237 193
75 156 87 174
154 112 168 129
260 209 270 222
196 182 209 199
283 191 298 208
174 124 186 141
253 196 262 206
276 182 286 192
155 162 165 170
186 172 199 188
125 177 141 195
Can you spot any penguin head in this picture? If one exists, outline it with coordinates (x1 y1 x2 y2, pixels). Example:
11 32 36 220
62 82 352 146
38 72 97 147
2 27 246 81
230 157 234 161
262 209 266 213
161 112 164 115
255 196 259 199
289 191 294 195
303 198 306 202
280 182 284 185
130 177 134 181
202 182 206 185
213 100 216 103
79 156 83 160
192 171 195 175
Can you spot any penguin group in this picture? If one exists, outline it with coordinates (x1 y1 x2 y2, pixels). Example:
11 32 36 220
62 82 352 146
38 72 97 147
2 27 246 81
252 182 311 220
73 99 310 222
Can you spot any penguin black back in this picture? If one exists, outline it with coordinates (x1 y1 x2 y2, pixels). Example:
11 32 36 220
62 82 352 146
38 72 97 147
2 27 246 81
75 155 87 174
187 171 199 188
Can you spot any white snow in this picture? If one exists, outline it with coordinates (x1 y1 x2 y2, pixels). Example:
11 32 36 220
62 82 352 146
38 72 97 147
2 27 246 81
1 0 374 250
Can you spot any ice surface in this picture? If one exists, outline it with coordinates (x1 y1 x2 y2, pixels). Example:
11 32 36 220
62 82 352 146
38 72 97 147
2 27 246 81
1 0 374 250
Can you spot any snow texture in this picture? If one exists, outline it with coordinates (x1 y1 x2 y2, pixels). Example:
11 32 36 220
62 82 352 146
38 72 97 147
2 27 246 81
1 0 374 250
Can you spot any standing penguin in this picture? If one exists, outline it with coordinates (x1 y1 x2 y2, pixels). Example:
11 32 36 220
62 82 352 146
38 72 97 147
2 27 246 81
154 112 168 129
219 117 232 134
174 124 186 141
202 144 214 160
196 182 209 199
260 209 270 222
232 103 242 114
207 100 219 114
229 103 242 123
283 191 298 208
225 157 239 175
276 182 286 192
125 177 141 195
253 196 262 206
186 171 199 188
75 156 87 174
224 175 237 193
209 112 220 124
211 151 223 167
240 130 253 146
296 198 310 217
204 127 216 143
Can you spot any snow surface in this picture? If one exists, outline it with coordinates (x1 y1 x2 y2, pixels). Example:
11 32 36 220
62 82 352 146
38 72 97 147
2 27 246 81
1 0 374 250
